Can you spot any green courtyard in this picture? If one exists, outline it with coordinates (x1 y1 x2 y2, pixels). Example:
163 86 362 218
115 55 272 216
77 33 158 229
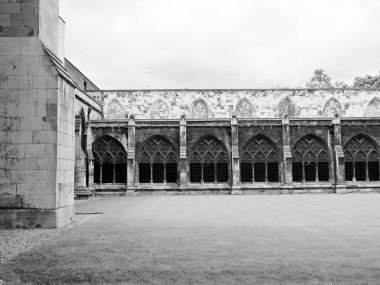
1 194 380 284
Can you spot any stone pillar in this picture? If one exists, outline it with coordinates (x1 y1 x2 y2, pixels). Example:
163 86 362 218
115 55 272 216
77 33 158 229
231 114 241 194
179 114 188 189
74 116 89 197
86 122 95 193
333 114 346 189
282 114 293 186
126 115 136 194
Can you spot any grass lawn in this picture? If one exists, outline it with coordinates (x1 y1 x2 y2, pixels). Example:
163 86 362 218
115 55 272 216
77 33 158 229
1 194 380 284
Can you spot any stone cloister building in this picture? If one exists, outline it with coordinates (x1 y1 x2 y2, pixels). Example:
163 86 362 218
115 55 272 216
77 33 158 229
1 0 380 228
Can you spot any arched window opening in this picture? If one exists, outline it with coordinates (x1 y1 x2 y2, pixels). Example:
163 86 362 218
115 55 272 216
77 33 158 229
344 135 380 182
240 136 280 183
189 136 229 183
93 136 127 185
137 136 178 184
292 135 330 183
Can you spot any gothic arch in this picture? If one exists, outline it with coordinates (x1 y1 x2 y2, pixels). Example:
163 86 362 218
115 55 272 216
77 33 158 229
235 97 255 118
92 135 128 184
292 134 330 182
150 98 170 119
189 135 229 183
365 97 380 117
240 135 281 162
323 97 343 117
190 98 211 119
278 97 297 118
240 135 280 183
137 135 179 184
344 134 380 182
105 97 126 119
137 135 178 164
93 135 127 164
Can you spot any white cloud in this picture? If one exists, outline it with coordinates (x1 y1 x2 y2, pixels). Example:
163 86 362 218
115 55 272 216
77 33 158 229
60 0 380 89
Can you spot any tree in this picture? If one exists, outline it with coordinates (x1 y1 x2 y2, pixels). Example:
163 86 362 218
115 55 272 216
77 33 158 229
353 71 380 88
306 69 332 89
334 81 350 88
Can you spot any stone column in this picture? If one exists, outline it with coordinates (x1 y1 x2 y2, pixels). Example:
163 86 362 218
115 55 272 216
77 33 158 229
231 114 241 194
86 123 95 193
333 114 346 190
282 114 293 186
179 114 188 189
74 116 88 196
126 115 136 194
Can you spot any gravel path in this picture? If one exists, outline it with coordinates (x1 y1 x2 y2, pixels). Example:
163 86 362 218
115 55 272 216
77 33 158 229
0 214 97 264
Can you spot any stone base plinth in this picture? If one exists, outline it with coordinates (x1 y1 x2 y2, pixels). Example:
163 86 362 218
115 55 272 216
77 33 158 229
0 205 75 229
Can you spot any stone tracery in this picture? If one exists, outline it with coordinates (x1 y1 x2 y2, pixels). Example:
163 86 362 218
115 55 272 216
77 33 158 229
366 97 380 117
278 97 297 118
138 136 177 164
236 98 254 118
191 99 209 119
106 98 126 119
292 135 329 182
151 99 169 119
323 98 342 117
344 135 380 182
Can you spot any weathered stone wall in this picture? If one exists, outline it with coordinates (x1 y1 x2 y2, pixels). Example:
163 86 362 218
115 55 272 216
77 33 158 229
0 0 39 37
0 36 76 228
88 89 380 120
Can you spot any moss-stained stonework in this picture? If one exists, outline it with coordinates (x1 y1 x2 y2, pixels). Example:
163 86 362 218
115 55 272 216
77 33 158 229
88 89 380 119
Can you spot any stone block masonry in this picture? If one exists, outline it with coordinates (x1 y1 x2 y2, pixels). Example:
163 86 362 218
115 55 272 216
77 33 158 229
0 36 75 228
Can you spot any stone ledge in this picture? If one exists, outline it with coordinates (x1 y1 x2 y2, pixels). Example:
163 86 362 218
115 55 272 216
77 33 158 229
0 205 74 229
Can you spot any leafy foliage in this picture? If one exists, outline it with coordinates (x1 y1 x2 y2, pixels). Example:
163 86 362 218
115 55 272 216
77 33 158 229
353 71 380 88
306 69 332 89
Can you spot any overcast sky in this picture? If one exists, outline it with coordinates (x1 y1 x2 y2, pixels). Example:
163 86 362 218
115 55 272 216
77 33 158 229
60 0 380 90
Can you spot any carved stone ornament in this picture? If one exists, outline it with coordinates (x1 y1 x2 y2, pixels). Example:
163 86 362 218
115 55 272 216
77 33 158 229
324 98 342 117
241 136 279 163
151 100 169 119
138 136 177 164
106 99 125 119
190 136 228 163
236 99 253 118
366 97 380 117
191 100 208 119
344 135 379 162
292 135 328 163
93 136 127 163
278 97 297 118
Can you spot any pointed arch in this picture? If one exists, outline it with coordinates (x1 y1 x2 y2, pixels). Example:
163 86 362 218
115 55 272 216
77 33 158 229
235 97 255 118
292 134 330 183
189 135 229 183
323 97 343 117
344 134 380 182
278 96 297 118
137 135 178 164
190 98 211 119
92 135 128 184
105 97 126 119
150 97 170 119
365 96 380 117
92 135 127 164
137 135 179 184
240 135 280 183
